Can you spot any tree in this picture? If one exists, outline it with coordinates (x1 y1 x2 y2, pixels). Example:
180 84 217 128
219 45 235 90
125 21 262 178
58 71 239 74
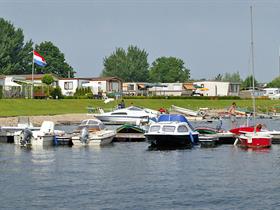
102 45 149 82
35 41 75 77
242 75 258 89
0 18 33 75
214 74 223 81
267 76 280 88
42 74 54 96
149 57 190 83
222 71 242 82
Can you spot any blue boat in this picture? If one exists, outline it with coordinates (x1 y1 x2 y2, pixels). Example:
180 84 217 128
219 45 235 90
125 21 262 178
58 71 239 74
145 114 199 148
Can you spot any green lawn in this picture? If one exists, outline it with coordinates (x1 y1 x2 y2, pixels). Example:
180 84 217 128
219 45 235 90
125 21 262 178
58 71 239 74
0 99 279 117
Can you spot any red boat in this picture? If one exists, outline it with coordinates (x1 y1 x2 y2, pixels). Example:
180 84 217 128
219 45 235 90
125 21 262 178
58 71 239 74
237 132 272 148
229 126 261 135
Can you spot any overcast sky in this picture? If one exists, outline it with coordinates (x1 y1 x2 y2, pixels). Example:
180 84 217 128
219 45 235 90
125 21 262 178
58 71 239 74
1 0 280 82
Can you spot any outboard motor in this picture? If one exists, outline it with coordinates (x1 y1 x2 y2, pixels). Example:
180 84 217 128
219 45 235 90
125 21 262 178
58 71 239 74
80 127 89 144
20 128 33 146
216 117 223 131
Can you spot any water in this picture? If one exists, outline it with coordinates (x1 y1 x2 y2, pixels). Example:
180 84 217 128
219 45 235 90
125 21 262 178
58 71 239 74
1 119 280 210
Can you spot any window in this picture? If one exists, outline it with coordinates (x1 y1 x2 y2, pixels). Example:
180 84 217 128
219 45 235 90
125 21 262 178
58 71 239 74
150 125 160 132
162 126 175 132
64 82 73 90
229 84 239 93
177 125 188 132
88 120 99 125
111 82 119 91
128 84 134 91
128 107 142 111
111 112 127 115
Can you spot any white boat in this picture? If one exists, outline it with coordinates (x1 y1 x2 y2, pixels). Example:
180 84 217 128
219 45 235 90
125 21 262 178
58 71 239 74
145 114 199 148
14 121 56 147
71 119 116 146
94 106 159 125
0 116 40 132
171 105 207 117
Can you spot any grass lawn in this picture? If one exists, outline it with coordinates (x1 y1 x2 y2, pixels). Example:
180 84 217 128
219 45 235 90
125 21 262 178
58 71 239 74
0 99 279 117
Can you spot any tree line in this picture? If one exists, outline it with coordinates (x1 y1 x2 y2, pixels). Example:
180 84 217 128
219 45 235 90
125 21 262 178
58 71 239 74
102 45 190 82
214 72 280 89
3 17 280 86
0 18 190 82
0 18 74 78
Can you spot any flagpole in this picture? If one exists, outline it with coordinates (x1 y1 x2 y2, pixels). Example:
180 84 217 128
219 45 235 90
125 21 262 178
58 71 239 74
31 51 34 99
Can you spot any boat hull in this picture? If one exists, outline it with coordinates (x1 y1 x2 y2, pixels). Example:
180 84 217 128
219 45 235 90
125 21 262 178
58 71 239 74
145 134 199 148
94 115 149 125
72 131 115 146
238 136 272 148
14 134 54 147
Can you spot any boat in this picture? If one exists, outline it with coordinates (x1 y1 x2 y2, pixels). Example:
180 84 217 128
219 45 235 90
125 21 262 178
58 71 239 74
94 106 159 125
171 105 207 117
14 121 57 147
114 124 145 142
234 6 272 149
199 134 219 148
145 114 199 148
237 132 272 148
71 119 116 146
195 126 236 144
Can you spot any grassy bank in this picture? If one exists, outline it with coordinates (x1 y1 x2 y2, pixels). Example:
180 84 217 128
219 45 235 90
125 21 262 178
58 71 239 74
0 99 279 117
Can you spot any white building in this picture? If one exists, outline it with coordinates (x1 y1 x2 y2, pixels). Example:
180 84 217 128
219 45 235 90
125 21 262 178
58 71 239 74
263 88 279 98
58 78 91 96
58 76 123 97
193 81 240 96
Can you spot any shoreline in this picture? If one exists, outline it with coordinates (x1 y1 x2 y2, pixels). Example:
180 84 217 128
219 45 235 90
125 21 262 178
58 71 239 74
0 113 94 126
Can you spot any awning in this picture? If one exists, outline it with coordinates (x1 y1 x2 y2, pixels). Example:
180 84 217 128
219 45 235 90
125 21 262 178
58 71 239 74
5 77 21 87
82 83 100 88
138 84 145 89
183 83 195 90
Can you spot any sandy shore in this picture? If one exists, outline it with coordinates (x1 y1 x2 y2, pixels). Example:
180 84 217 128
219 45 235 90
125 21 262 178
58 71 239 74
0 113 95 126
0 108 225 127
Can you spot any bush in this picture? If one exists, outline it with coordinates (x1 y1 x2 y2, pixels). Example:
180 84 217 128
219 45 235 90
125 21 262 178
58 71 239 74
74 87 92 97
50 87 63 99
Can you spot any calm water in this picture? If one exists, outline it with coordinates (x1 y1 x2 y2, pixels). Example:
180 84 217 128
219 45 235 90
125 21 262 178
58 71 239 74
1 119 280 210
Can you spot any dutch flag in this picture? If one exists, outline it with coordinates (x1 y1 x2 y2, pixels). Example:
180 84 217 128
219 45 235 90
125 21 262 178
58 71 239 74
33 50 47 67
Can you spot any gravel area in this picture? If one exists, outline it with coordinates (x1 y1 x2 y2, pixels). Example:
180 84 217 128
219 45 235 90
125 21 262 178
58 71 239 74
0 113 95 126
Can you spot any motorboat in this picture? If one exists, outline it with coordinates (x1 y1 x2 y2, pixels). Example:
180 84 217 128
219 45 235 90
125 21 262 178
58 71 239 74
14 121 57 147
145 114 199 148
171 105 208 117
195 126 236 144
114 124 145 142
94 106 159 125
236 132 272 148
71 119 116 146
0 117 40 143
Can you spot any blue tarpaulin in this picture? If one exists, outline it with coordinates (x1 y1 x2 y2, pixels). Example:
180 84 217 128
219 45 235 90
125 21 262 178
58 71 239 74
157 114 195 130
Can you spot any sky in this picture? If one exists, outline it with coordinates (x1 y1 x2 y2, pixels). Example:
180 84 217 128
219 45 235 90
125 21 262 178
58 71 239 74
1 0 280 82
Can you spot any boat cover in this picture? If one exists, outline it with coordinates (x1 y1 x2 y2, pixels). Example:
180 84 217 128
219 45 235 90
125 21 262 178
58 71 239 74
157 114 194 130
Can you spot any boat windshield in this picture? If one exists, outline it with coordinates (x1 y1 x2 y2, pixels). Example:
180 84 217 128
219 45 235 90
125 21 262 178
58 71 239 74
150 125 160 132
127 107 143 111
80 120 88 125
162 125 175 132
